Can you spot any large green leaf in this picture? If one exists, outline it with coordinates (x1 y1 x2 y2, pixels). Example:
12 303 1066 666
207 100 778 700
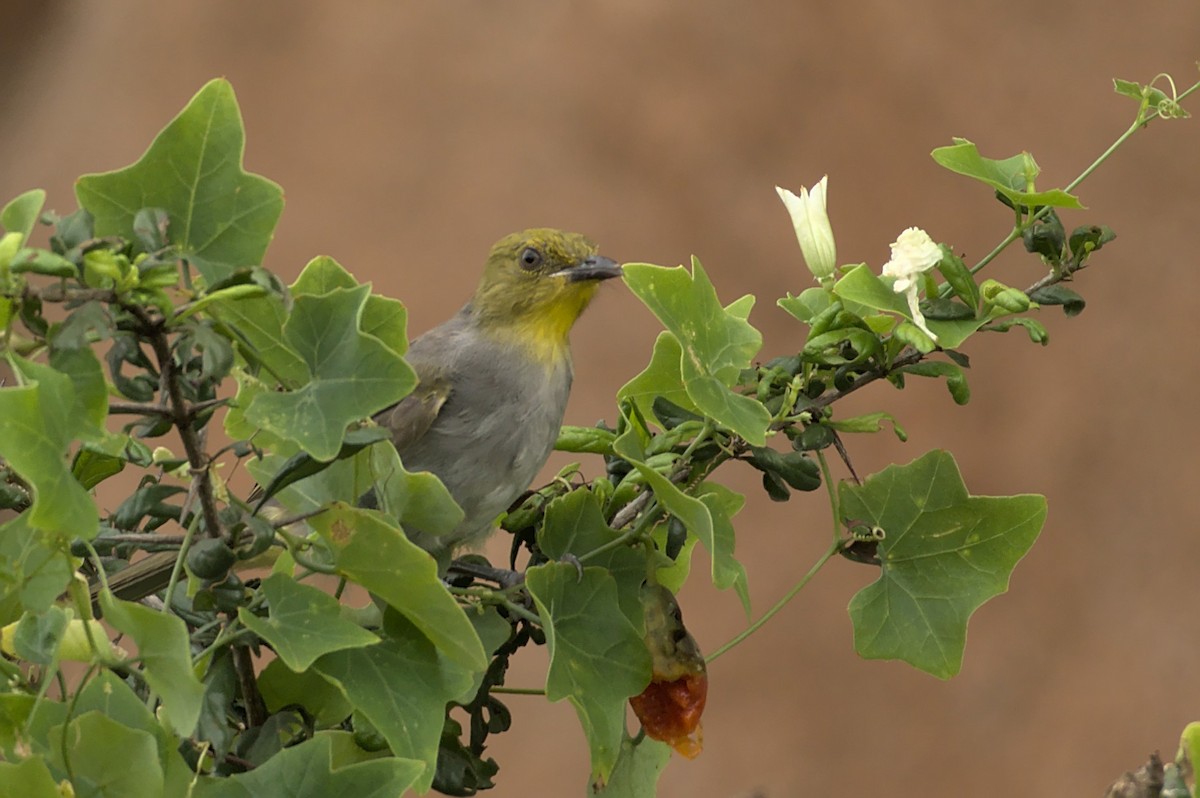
259 659 353 728
525 562 651 785
47 712 164 797
622 260 769 445
193 731 422 798
539 489 651 629
75 79 284 283
244 284 416 460
613 430 749 607
311 504 484 671
313 612 475 794
98 591 205 735
930 138 1083 209
594 735 672 797
0 515 73 621
0 359 99 542
617 331 696 428
842 450 1046 678
74 671 192 794
0 758 59 798
238 573 379 672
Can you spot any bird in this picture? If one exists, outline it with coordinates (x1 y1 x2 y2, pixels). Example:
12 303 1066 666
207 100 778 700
97 228 620 602
371 228 622 561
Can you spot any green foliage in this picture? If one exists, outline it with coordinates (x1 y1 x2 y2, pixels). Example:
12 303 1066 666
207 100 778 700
75 79 284 285
0 69 1184 798
841 451 1046 678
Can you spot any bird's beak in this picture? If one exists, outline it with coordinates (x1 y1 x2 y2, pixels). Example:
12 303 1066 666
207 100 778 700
555 255 623 283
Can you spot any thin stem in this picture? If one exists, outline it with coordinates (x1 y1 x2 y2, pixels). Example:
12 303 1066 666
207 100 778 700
706 539 840 664
707 449 845 663
161 498 202 613
490 686 546 696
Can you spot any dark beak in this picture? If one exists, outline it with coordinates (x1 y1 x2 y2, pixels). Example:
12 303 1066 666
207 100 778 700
557 255 623 283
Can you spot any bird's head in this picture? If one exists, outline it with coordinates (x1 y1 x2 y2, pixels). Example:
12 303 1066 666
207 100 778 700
471 228 622 361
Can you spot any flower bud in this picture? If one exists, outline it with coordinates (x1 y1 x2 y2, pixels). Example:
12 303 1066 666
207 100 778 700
776 177 837 284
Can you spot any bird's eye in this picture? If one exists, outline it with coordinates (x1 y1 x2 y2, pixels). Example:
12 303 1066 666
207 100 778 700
519 247 543 270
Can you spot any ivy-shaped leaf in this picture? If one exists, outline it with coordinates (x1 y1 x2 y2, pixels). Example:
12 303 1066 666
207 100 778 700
525 562 651 786
192 731 422 798
539 489 652 629
842 450 1046 678
622 260 770 445
312 613 474 794
47 713 164 796
259 659 353 728
99 591 205 735
238 573 379 672
617 331 697 429
75 79 284 284
0 515 73 621
244 284 416 460
930 138 1083 209
311 505 484 671
593 734 672 797
613 429 749 608
0 757 59 798
0 359 100 542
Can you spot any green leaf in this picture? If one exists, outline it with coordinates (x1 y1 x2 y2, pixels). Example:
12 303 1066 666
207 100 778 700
526 562 651 785
48 347 108 433
1028 283 1085 316
74 670 191 793
842 450 1046 678
99 590 205 735
244 284 416 460
0 757 59 798
259 659 353 727
8 248 77 278
834 265 996 350
311 505 484 671
213 294 309 387
0 359 99 542
238 573 379 671
10 606 69 665
617 331 696 428
0 514 72 619
538 490 651 628
75 79 284 283
826 412 908 441
622 260 770 444
777 286 834 323
1 189 46 244
898 360 970 404
930 138 1083 209
193 731 422 798
981 316 1049 345
613 431 748 603
312 612 475 794
48 711 164 797
594 735 673 797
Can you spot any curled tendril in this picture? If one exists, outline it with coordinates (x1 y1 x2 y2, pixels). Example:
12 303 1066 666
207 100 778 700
1150 72 1190 120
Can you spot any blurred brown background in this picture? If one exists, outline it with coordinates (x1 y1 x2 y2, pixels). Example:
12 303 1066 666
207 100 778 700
3 2 1198 796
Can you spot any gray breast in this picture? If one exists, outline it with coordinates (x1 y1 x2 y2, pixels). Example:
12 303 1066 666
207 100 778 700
399 323 572 548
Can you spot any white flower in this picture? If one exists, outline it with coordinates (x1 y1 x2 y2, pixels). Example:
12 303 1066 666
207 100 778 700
881 227 942 342
776 177 836 284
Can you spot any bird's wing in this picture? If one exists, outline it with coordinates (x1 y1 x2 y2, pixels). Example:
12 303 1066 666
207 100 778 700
373 320 459 453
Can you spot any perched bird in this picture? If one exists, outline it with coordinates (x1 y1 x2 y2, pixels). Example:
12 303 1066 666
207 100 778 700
98 228 619 602
373 228 621 558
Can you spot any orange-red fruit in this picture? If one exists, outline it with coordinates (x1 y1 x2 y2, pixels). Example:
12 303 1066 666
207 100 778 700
630 671 708 759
